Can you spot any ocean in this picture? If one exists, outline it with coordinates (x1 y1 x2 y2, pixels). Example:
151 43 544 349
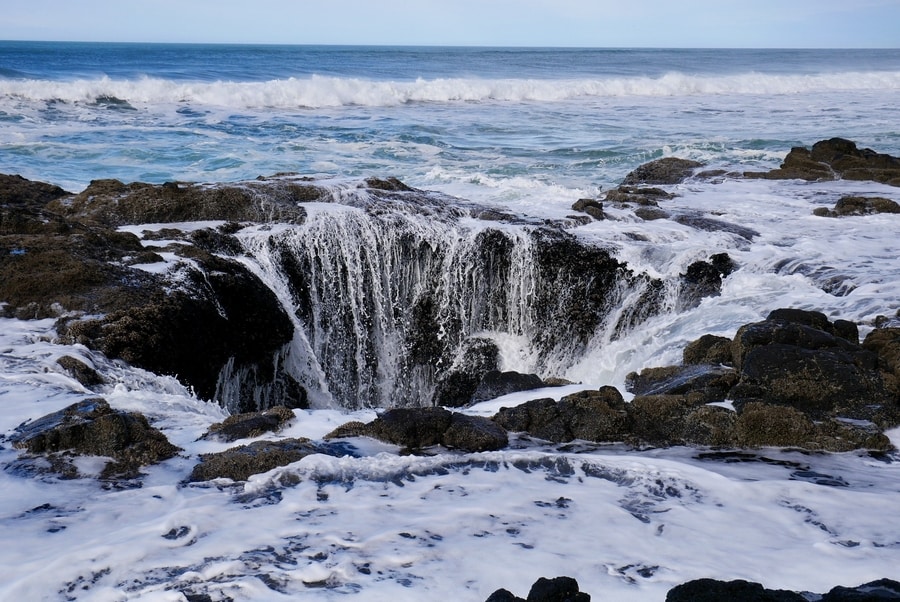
2 42 900 600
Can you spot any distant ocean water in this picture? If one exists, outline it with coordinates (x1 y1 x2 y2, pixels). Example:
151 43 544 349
1 42 899 201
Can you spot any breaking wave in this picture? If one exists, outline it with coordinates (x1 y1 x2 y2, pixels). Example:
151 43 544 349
3 70 900 109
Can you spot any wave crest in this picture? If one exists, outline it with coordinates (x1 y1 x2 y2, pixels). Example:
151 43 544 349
2 71 900 109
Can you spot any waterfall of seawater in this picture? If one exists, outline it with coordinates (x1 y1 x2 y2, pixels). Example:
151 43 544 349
226 192 673 410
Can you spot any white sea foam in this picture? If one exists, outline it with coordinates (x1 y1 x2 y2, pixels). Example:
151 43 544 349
3 70 900 109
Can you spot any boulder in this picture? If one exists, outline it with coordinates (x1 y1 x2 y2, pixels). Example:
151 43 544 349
626 364 737 403
570 198 605 220
493 388 630 444
442 413 509 452
666 578 900 602
188 438 319 482
745 138 900 186
201 406 296 442
604 185 674 206
814 196 900 217
10 398 181 480
621 157 704 185
682 334 733 366
325 408 508 453
485 576 591 602
863 327 900 396
56 355 105 388
471 370 545 403
666 579 806 602
679 253 736 308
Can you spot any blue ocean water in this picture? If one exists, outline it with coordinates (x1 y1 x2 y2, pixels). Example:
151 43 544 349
1 41 899 200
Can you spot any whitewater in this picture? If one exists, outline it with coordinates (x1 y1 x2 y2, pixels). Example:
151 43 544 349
2 43 900 600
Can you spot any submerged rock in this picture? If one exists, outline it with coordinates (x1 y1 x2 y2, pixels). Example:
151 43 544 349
200 406 295 442
188 438 319 482
10 398 181 480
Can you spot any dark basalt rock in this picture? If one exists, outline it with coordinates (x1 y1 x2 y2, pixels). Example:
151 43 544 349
10 398 181 480
485 576 591 602
666 578 806 602
621 157 705 186
626 364 738 403
46 177 312 227
200 406 296 442
56 355 105 388
187 438 320 482
433 338 501 408
570 198 605 220
604 185 675 206
442 413 509 452
673 215 759 240
864 327 900 397
59 250 299 410
745 138 900 186
493 387 629 444
471 370 546 403
814 195 900 217
666 578 900 602
682 334 733 366
679 253 736 309
325 408 508 453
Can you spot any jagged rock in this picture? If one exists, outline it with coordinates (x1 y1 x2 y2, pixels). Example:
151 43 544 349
604 185 675 206
433 338 501 407
673 215 759 240
622 157 704 185
368 407 453 449
814 195 900 217
56 355 105 388
666 578 806 602
485 576 591 602
745 138 900 186
683 334 733 366
571 198 605 220
10 398 181 480
187 438 319 482
201 406 296 442
864 327 900 396
324 408 508 453
729 312 895 424
679 253 736 308
442 413 509 452
471 370 546 403
821 578 900 600
666 578 900 602
46 178 312 227
493 387 629 444
59 251 299 410
626 364 737 403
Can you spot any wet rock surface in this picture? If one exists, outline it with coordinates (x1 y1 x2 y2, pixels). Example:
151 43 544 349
745 138 900 186
326 407 508 453
9 398 180 480
485 576 591 602
666 578 900 602
187 438 321 483
200 406 296 442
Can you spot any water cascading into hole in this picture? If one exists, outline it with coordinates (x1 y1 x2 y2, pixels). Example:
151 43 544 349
228 199 667 410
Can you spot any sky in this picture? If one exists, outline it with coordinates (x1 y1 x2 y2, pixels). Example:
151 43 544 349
1 0 899 48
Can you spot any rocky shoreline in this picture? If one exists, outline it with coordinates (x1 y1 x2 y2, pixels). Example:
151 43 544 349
3 138 900 600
